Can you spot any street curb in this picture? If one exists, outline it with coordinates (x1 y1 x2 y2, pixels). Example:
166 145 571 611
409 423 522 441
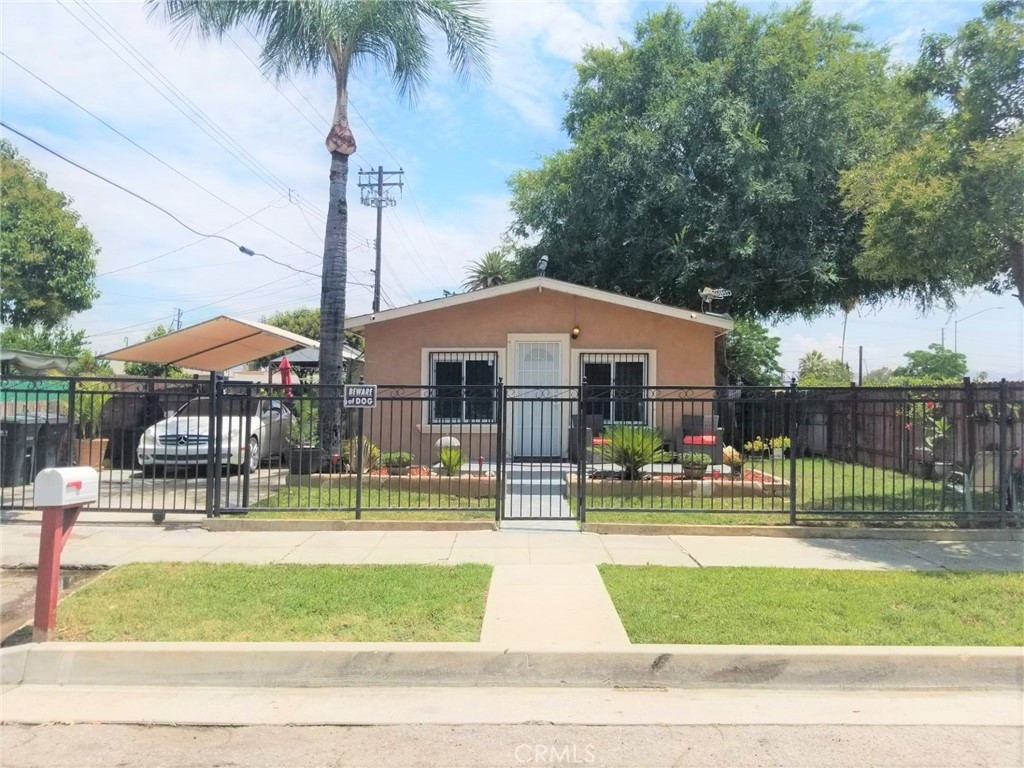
583 522 1024 541
203 519 497 532
3 643 1020 691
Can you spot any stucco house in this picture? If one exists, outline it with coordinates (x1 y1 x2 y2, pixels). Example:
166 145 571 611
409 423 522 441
346 277 733 462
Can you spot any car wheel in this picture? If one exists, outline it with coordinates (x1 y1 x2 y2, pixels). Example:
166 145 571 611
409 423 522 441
247 436 261 473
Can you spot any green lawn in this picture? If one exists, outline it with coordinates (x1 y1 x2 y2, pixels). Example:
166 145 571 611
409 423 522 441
599 565 1024 646
57 563 492 642
584 457 960 526
251 487 494 520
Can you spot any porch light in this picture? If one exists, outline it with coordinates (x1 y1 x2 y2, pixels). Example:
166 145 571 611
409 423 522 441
571 326 581 339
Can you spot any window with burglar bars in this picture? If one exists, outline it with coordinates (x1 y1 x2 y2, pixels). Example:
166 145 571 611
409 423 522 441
429 351 498 423
580 353 648 424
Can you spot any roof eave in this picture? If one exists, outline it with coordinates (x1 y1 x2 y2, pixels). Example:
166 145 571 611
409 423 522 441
347 277 733 331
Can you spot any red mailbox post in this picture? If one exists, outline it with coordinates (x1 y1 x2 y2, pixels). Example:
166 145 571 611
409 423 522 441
32 468 98 642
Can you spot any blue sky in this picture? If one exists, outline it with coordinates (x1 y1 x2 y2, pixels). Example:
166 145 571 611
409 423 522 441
2 0 1021 379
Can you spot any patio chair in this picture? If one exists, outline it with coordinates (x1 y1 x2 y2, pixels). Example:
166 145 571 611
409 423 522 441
568 414 604 464
671 414 724 464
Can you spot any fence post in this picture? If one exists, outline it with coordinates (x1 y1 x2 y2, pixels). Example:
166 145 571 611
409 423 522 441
66 379 77 467
212 375 225 518
788 378 798 526
241 383 253 511
998 378 1009 528
495 380 505 525
205 372 218 517
577 378 587 526
354 377 364 520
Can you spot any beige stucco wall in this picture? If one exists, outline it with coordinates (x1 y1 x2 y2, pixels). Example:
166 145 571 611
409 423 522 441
354 288 721 461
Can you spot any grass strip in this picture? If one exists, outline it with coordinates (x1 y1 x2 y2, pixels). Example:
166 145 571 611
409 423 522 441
599 565 1024 646
58 562 492 642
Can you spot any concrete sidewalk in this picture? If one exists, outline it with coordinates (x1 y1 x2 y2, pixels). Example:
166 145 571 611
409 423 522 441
481 565 629 647
1 523 1021 570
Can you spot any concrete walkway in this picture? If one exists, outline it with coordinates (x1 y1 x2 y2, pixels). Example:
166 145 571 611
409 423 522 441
1 523 1021 571
481 565 629 647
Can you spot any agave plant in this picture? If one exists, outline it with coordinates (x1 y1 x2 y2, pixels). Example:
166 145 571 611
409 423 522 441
595 424 669 480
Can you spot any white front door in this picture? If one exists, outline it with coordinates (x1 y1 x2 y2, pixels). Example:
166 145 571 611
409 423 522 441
512 340 564 458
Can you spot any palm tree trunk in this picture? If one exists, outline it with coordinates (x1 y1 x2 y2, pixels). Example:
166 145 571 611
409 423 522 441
318 150 349 455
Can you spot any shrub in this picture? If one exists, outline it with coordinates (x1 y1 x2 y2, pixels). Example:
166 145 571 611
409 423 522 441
595 424 669 480
722 445 744 467
438 446 463 476
743 435 791 454
678 452 712 468
343 437 380 473
288 406 318 446
380 451 413 468
74 381 111 439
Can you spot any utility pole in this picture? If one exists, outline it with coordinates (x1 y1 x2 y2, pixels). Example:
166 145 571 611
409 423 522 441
173 307 183 331
357 166 404 313
858 345 864 386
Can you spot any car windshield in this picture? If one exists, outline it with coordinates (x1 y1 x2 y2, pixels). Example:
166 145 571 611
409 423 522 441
175 398 259 417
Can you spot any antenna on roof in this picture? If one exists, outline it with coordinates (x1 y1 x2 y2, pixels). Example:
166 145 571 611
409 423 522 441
698 287 732 313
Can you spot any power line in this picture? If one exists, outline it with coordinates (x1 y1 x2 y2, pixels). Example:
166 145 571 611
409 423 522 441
40 6 335 261
70 2 295 195
97 198 283 277
58 2 285 196
2 121 322 280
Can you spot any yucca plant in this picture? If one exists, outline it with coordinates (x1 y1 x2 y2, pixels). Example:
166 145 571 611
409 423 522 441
438 446 463 477
595 424 669 480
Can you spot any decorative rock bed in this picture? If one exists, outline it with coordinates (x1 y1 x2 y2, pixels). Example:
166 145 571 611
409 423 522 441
565 468 790 498
286 468 498 499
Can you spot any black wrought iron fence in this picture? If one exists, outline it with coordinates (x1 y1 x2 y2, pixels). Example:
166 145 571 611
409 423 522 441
1 376 1020 526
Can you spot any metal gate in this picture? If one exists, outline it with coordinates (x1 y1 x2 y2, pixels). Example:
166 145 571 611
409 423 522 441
502 386 583 520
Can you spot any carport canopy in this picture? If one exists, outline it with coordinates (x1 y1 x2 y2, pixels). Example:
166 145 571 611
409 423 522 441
101 315 319 372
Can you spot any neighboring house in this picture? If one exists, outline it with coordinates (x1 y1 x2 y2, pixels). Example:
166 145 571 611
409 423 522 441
346 277 733 461
267 345 362 384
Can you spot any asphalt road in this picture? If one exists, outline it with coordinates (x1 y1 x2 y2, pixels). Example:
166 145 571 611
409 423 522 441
2 723 1021 768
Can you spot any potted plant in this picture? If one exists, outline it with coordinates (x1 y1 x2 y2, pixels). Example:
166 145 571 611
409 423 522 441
437 445 463 477
380 451 414 476
924 415 953 481
769 435 791 460
742 436 769 456
722 445 744 473
284 406 326 475
343 437 380 474
74 381 111 470
678 452 711 480
594 425 669 480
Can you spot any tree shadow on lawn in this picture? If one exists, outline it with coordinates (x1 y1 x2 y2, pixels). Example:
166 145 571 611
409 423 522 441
793 536 1024 572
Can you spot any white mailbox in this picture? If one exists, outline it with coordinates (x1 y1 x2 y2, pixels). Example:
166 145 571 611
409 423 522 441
34 467 100 508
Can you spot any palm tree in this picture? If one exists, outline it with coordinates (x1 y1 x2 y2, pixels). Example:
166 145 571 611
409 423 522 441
148 0 491 452
462 248 513 290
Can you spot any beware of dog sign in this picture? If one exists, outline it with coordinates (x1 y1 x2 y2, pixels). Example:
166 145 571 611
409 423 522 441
343 384 377 408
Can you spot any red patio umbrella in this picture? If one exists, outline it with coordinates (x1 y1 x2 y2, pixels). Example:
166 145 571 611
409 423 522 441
278 356 294 399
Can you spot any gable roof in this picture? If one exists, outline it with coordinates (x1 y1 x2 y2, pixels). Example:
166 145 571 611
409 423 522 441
347 277 734 331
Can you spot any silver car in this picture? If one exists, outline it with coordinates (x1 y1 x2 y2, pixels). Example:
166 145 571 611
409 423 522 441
137 397 293 474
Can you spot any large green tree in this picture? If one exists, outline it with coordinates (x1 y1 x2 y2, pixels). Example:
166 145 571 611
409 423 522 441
148 0 491 452
721 318 784 386
508 2 926 319
842 1 1024 308
797 351 852 387
259 306 364 353
892 343 969 382
0 140 100 327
